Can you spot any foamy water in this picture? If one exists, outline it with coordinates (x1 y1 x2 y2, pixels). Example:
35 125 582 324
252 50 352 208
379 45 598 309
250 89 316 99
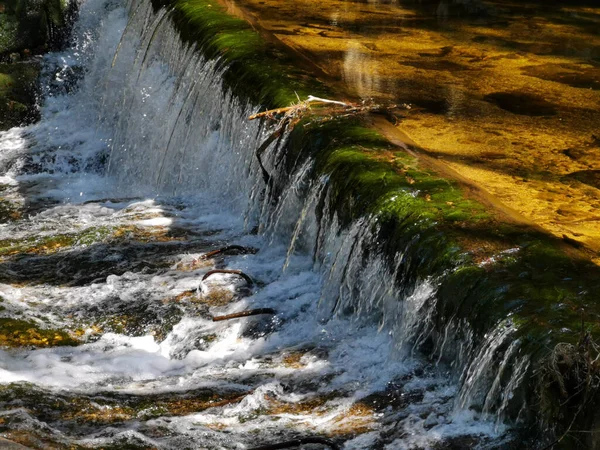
0 0 514 447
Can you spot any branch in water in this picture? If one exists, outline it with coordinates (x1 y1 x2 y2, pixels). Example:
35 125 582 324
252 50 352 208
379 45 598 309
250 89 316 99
306 95 348 106
248 95 351 121
200 245 257 260
249 106 296 121
211 308 276 322
254 124 286 186
248 94 407 124
248 437 341 450
202 269 254 285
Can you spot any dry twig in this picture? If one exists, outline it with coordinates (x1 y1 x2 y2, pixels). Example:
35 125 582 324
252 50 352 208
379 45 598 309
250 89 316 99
212 308 276 322
199 245 257 260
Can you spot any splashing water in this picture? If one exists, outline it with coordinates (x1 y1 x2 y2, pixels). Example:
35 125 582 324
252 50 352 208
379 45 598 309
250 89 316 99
0 0 519 448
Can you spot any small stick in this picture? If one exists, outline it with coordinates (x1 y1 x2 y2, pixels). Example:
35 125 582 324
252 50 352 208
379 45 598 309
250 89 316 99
202 269 254 285
306 95 348 106
211 308 276 322
200 245 256 260
249 106 296 120
248 97 351 121
249 437 340 450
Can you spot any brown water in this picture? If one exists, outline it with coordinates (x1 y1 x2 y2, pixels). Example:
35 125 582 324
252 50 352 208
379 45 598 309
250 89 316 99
225 0 600 262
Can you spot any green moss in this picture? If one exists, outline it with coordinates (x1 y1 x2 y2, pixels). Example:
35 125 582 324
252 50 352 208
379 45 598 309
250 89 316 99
0 226 114 257
162 0 329 107
0 318 80 347
0 0 73 129
281 118 490 235
0 197 21 222
0 13 21 55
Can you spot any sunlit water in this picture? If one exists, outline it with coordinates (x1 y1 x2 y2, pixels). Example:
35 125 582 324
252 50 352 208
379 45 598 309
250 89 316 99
0 0 518 447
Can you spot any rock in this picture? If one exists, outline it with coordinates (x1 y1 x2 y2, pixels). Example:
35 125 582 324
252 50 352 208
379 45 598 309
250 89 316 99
0 438 34 449
424 412 439 428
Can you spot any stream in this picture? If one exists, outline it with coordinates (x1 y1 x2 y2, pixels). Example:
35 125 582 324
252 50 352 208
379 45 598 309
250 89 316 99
0 0 522 448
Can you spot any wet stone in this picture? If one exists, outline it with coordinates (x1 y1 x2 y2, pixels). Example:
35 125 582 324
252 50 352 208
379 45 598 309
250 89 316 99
522 63 600 91
483 92 558 116
0 438 32 450
562 169 600 190
239 313 283 339
402 60 469 72
0 318 80 348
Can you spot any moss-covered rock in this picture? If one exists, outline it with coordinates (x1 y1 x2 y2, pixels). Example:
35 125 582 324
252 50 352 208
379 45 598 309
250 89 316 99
0 224 191 259
0 61 39 130
283 117 600 445
0 318 79 347
0 0 76 130
156 0 600 442
153 0 330 108
0 226 115 258
0 0 73 56
0 382 248 425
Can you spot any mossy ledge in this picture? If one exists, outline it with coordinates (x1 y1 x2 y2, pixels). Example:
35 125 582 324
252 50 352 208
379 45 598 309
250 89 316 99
152 0 330 107
147 0 598 446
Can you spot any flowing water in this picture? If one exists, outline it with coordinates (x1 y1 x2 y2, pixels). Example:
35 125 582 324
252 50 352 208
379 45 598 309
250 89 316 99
0 0 524 448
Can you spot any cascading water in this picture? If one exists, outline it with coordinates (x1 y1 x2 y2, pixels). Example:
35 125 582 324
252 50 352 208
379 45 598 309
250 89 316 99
0 0 526 448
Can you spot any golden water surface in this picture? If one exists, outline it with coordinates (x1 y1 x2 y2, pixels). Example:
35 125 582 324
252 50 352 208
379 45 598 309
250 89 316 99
224 0 600 261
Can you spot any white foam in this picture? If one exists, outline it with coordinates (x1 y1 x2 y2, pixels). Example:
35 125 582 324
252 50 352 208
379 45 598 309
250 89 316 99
0 0 514 446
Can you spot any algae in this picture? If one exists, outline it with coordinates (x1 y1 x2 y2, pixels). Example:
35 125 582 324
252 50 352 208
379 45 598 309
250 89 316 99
0 224 189 259
0 382 248 425
0 226 114 257
0 318 79 347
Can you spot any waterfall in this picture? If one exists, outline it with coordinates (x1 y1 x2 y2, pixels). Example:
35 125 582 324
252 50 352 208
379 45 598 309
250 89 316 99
0 0 542 447
102 0 528 423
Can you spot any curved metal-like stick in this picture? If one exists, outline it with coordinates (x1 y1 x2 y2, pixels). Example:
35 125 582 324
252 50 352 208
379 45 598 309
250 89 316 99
202 269 253 285
249 437 340 450
211 308 276 322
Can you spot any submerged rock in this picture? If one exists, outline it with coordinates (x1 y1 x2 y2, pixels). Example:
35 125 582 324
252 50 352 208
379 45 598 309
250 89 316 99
0 437 32 449
0 318 80 348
